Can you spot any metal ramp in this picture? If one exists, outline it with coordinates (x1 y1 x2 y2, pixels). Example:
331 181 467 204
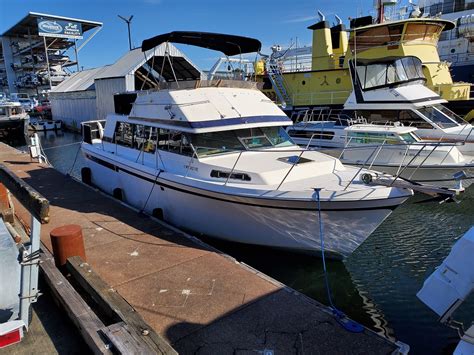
0 219 21 324
266 60 292 108
0 164 49 348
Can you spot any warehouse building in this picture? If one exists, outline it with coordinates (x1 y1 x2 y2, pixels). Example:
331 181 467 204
49 43 201 130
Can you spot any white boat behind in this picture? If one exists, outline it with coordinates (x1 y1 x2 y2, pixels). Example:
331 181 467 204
28 118 62 131
343 56 474 153
288 120 474 188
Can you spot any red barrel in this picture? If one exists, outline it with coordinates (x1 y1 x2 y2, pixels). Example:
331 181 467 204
50 224 86 269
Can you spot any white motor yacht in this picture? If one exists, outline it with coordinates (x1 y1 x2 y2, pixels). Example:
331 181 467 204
80 32 416 259
288 57 474 153
344 56 474 152
0 100 29 142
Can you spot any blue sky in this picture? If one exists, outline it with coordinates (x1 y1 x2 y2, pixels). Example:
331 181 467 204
1 0 374 70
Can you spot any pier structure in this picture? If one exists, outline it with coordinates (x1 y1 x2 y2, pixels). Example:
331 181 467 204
0 142 400 354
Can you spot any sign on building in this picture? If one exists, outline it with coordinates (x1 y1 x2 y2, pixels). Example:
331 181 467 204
37 19 83 39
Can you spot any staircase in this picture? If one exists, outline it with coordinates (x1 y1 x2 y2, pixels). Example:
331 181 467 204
266 60 292 109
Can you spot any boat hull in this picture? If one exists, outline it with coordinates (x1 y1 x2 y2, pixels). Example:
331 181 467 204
29 119 62 131
83 151 406 259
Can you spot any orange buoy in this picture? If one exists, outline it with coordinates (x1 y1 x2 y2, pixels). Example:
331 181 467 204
50 224 86 269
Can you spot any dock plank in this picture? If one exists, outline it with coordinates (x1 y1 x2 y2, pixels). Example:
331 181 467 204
39 247 111 355
101 322 155 355
66 256 176 355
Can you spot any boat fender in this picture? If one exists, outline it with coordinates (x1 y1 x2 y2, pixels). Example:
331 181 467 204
81 167 91 185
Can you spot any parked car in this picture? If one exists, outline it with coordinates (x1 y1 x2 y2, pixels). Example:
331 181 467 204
33 100 52 119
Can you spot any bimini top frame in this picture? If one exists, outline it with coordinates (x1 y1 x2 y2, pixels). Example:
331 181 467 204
141 31 262 56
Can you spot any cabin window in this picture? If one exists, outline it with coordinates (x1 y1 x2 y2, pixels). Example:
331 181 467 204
432 104 466 125
349 24 404 52
190 131 243 157
0 108 6 116
287 130 334 140
356 57 425 90
355 110 434 129
114 122 135 147
261 127 294 147
349 132 399 144
399 133 417 143
210 170 251 181
417 106 463 129
188 127 295 158
404 23 442 44
157 129 194 156
365 64 388 89
135 125 158 153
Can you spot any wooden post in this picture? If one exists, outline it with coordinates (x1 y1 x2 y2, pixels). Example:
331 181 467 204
50 224 86 269
0 183 13 223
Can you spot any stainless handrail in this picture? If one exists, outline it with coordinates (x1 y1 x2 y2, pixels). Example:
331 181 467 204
276 150 305 191
368 140 387 170
407 142 441 180
224 151 243 186
390 144 427 186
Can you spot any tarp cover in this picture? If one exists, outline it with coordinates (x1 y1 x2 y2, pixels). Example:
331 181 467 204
141 31 261 56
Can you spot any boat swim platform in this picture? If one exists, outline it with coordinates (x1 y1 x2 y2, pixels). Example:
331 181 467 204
0 142 399 354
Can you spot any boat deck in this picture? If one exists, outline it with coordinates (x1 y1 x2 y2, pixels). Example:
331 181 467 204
0 142 399 353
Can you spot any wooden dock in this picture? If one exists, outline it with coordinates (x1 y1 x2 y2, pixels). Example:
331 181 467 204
0 142 400 354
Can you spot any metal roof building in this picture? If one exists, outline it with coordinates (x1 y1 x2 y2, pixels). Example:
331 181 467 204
50 43 202 129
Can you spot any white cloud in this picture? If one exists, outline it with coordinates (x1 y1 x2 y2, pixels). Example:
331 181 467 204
283 15 318 23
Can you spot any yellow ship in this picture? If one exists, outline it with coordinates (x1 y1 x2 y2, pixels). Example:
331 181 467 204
258 15 473 117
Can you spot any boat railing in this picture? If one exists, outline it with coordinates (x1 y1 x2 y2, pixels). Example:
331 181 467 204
291 108 359 127
279 56 313 73
291 90 351 106
324 136 466 183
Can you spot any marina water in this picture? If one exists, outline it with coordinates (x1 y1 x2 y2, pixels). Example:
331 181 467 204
32 130 474 354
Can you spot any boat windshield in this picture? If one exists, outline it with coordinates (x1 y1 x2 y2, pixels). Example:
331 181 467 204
356 57 425 90
417 105 466 129
189 127 295 157
399 133 418 143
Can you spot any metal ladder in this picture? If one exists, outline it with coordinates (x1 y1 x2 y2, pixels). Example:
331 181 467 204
266 60 292 108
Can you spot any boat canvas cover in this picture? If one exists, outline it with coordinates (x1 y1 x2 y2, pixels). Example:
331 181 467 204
141 31 262 56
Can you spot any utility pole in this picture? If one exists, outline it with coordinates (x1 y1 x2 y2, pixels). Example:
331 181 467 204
118 15 134 50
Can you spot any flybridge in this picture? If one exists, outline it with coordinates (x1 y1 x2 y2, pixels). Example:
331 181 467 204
125 84 292 133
